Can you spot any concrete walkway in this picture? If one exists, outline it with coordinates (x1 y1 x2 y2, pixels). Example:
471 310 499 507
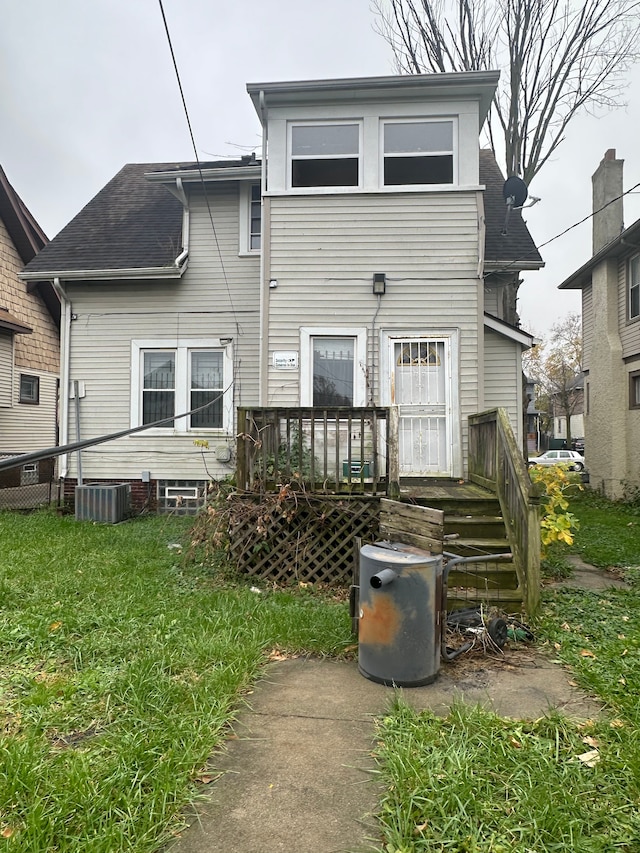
166 641 600 853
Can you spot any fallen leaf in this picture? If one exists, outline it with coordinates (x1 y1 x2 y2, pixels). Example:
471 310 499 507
622 616 630 622
610 719 625 729
619 677 626 685
509 737 522 748
561 622 571 631
577 749 600 767
1 827 15 839
622 649 628 656
580 649 596 658
414 822 428 834
554 642 561 651
568 680 578 687
618 634 626 640
582 735 599 748
49 621 62 632
194 774 216 785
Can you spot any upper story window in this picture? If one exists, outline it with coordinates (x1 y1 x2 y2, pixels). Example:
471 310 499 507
290 123 360 188
630 370 640 409
382 119 455 186
629 255 639 320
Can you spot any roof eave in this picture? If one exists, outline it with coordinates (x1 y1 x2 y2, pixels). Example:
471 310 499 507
484 259 545 272
19 262 187 283
559 218 640 290
484 312 534 347
248 71 499 125
146 165 262 183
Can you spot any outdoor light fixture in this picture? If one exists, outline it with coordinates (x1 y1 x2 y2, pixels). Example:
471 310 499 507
373 273 386 295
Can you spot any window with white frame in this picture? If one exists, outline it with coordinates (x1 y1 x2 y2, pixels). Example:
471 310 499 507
290 123 360 188
238 182 261 254
132 340 232 432
382 119 455 186
300 328 367 406
629 255 640 320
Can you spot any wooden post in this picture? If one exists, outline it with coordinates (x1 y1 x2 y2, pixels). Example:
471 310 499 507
236 408 248 490
387 406 400 499
525 499 541 615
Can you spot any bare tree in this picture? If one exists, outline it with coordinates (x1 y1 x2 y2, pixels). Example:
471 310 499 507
524 312 583 446
374 0 640 184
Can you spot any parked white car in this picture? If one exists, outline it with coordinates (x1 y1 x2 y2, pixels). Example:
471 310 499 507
528 449 586 471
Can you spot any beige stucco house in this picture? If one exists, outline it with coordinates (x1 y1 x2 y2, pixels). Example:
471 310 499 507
0 165 59 491
559 150 640 499
21 72 542 511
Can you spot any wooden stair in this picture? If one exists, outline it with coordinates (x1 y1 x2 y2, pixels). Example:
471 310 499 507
399 482 524 613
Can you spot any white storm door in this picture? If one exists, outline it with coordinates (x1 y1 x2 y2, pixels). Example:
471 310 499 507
390 337 452 476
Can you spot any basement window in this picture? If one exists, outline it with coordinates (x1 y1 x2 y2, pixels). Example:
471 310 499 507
630 371 640 409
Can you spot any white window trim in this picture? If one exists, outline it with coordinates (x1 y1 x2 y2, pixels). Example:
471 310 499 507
238 182 261 256
130 338 233 434
379 117 458 189
287 120 363 193
299 327 367 406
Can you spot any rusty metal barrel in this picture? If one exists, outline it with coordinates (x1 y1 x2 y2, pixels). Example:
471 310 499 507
358 542 443 687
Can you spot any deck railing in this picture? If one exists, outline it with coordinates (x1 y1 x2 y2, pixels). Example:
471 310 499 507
468 408 541 613
236 407 391 495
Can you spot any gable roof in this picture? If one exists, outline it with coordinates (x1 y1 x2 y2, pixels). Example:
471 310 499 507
0 164 60 326
21 152 541 280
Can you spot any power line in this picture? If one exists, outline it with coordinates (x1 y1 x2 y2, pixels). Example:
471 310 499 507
157 0 243 405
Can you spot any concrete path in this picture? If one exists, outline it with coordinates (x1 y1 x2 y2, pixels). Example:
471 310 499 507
166 643 600 853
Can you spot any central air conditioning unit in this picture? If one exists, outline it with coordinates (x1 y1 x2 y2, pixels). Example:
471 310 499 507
75 483 131 523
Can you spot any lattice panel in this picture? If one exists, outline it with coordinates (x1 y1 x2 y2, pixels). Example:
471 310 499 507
228 495 380 585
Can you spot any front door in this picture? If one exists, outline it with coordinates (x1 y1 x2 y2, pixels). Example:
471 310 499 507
388 336 453 477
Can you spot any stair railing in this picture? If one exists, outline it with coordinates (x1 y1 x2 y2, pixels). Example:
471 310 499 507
468 408 541 614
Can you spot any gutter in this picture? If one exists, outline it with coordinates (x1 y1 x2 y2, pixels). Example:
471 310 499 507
173 177 189 270
52 277 71 479
20 265 185 283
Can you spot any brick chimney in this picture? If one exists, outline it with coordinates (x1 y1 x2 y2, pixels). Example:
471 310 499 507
592 149 624 254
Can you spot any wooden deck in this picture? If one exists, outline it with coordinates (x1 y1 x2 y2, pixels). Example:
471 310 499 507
399 479 495 502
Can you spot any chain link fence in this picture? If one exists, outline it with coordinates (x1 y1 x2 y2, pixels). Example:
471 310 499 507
0 454 57 511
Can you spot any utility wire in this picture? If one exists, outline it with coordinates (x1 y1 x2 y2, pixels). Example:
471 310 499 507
486 179 640 281
157 0 243 405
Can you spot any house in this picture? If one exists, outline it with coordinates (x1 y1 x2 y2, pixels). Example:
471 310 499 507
549 372 585 448
0 165 60 499
20 72 542 512
559 150 640 499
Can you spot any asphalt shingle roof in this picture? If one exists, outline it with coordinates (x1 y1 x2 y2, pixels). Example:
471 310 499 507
23 152 542 276
480 150 543 267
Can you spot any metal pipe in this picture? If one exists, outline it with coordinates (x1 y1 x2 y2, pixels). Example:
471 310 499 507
52 277 70 479
370 568 397 588
74 380 82 485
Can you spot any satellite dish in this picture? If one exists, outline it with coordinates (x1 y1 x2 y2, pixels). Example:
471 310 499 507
503 176 528 208
501 176 529 236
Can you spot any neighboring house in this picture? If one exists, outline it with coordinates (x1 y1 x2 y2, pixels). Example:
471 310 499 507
559 149 639 499
0 165 60 491
549 372 584 446
21 72 542 511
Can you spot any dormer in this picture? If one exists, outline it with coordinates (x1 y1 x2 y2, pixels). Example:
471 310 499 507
247 72 499 196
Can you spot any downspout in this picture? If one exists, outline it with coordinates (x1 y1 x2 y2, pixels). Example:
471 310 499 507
174 177 189 269
52 277 71 480
258 89 268 406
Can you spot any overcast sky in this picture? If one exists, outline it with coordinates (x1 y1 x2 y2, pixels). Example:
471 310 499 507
2 0 640 340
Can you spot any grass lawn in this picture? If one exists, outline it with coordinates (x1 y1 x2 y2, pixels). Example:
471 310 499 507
373 491 640 852
0 510 352 852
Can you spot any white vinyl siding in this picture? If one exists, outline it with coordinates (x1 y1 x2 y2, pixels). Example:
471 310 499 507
0 331 12 408
483 329 521 441
265 191 482 471
62 184 260 481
